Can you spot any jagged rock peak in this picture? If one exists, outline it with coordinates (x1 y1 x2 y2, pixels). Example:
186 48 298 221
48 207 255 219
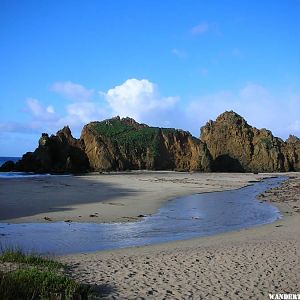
200 110 289 172
120 117 148 128
215 110 249 127
3 111 300 174
96 116 149 130
38 133 50 147
57 126 72 137
286 135 300 143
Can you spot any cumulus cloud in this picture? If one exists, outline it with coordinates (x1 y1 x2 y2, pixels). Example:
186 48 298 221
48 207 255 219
2 79 300 150
50 81 94 102
101 78 178 125
2 90 107 138
0 98 60 137
61 102 108 127
185 83 300 139
8 79 178 138
26 98 57 120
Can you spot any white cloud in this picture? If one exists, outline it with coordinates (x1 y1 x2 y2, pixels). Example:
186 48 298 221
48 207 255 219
26 98 56 121
101 78 178 125
49 81 108 132
185 83 300 139
11 79 178 138
239 83 269 99
50 81 94 102
190 22 209 35
6 95 108 137
2 80 300 150
62 102 108 126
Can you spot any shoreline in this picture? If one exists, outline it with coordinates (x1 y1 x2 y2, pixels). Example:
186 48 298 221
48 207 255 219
1 171 299 298
58 173 300 299
0 171 280 224
59 174 292 256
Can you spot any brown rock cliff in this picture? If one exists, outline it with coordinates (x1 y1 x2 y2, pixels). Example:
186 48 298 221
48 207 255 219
80 117 211 172
14 126 89 173
2 112 300 173
200 111 291 172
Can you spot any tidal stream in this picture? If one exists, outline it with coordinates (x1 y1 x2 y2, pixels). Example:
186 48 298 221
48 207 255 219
0 176 286 255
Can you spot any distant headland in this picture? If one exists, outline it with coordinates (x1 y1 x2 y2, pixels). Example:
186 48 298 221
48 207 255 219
1 111 299 173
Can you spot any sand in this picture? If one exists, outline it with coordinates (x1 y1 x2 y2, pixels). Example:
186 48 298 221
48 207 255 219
60 173 300 300
0 171 273 223
1 171 300 299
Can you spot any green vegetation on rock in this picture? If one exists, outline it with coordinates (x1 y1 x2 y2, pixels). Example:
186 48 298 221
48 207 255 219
8 111 298 173
92 118 177 157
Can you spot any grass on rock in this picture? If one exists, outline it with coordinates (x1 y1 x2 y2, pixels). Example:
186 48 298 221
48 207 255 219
92 118 179 157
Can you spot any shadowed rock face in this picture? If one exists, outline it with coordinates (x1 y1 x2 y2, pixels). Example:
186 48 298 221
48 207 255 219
12 126 90 173
81 117 211 172
2 112 300 173
284 135 300 171
200 111 298 172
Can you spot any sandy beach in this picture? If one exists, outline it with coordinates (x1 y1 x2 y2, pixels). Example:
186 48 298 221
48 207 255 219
0 171 273 223
1 172 300 299
57 173 300 300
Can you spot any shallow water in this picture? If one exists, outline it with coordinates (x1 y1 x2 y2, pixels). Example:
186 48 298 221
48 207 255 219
0 176 286 255
0 156 49 179
0 172 52 179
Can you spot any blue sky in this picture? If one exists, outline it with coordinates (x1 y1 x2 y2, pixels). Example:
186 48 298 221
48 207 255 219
1 0 300 156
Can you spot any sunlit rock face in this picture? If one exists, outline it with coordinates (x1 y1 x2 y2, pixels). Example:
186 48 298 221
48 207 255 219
80 116 211 172
3 111 300 173
200 111 296 172
284 135 300 171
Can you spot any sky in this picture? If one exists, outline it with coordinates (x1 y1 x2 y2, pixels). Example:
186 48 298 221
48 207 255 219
1 0 300 156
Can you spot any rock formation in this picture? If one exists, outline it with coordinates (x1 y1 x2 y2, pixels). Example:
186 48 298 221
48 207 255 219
284 135 300 171
200 111 299 172
1 111 300 173
6 126 89 173
0 160 15 172
81 117 211 172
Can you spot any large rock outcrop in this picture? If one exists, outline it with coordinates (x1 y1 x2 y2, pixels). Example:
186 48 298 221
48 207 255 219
284 135 300 171
2 112 300 173
200 111 296 172
81 117 211 172
12 126 89 173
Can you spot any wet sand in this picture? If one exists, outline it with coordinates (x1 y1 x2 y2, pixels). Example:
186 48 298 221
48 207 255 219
0 171 272 223
60 173 300 299
2 171 299 299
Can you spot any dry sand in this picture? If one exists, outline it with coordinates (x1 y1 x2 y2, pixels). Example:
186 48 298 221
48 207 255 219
58 173 300 299
1 172 300 299
0 171 272 223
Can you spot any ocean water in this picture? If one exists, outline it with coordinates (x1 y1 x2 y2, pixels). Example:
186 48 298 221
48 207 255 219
0 176 286 255
0 156 53 178
0 156 20 167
